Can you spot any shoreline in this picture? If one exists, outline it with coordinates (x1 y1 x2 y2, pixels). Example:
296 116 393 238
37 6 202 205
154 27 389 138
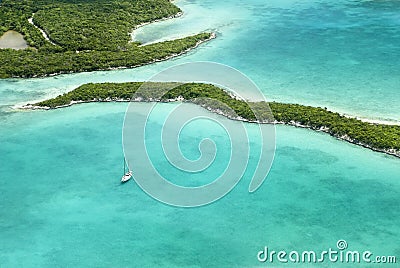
19 97 400 159
11 32 215 79
131 11 184 46
273 121 400 159
16 84 398 127
106 32 216 70
0 0 213 80
344 115 400 126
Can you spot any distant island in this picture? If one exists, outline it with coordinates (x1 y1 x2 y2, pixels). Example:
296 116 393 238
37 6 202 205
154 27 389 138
23 82 400 158
0 0 214 78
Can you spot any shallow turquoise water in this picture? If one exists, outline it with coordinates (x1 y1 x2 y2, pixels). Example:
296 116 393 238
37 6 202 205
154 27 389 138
0 104 399 267
129 0 400 122
1 0 400 266
1 0 399 121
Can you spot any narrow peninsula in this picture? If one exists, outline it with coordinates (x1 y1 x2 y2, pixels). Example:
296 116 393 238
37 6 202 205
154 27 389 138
0 0 214 78
24 82 400 158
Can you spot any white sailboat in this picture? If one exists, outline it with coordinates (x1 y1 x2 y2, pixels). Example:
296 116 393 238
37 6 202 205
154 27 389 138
121 158 132 183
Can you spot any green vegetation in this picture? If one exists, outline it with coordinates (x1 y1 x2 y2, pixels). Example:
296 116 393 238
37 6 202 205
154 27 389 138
0 33 211 78
0 0 212 78
0 0 48 50
35 82 144 107
33 82 400 155
32 0 180 51
264 102 399 151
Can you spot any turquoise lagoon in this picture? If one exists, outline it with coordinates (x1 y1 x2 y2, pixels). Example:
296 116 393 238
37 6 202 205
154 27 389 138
0 0 399 267
1 104 399 267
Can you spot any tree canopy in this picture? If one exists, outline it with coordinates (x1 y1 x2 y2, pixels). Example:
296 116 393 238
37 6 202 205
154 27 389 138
34 82 400 155
0 0 211 78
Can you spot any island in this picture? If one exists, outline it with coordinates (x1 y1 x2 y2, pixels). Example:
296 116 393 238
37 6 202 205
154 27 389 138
0 0 214 78
24 82 400 158
3 0 399 158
